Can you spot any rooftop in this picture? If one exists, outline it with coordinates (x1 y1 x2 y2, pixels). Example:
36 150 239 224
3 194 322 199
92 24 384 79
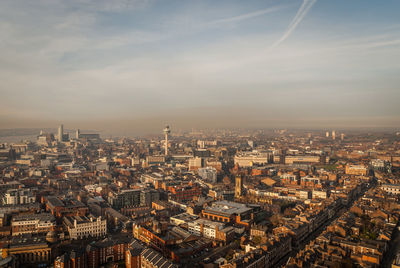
12 213 55 222
203 201 253 217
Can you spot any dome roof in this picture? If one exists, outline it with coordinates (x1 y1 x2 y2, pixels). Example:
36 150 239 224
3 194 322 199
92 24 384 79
46 230 56 237
46 230 58 243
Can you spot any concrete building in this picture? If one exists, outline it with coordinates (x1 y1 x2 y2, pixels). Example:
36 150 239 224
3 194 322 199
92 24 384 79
345 165 368 176
58 124 63 142
108 189 141 210
140 189 160 206
198 167 217 183
170 212 199 226
284 155 322 165
312 190 328 199
11 213 56 236
187 218 225 239
189 157 204 171
4 235 52 267
64 215 107 240
234 152 269 167
381 184 400 195
3 188 36 205
202 201 254 226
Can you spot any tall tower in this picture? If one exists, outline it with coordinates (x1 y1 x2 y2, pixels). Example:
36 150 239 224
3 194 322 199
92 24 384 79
163 125 171 156
76 129 80 139
332 130 336 140
325 131 329 138
58 124 64 142
235 176 243 198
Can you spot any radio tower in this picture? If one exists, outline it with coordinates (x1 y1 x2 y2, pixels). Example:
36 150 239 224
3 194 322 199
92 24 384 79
163 125 171 155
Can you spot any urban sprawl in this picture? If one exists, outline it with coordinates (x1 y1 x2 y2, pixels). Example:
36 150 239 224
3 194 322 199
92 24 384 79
0 126 400 268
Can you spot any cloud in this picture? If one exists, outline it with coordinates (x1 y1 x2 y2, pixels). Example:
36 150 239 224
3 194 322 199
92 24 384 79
208 5 290 25
0 0 399 132
40 0 152 13
272 0 317 47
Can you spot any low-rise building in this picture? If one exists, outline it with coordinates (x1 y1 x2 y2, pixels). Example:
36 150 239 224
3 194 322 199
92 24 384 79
187 219 225 239
140 247 177 268
345 165 368 176
64 215 107 240
3 188 35 205
2 235 52 267
170 212 199 226
201 201 254 226
11 213 56 236
381 184 400 195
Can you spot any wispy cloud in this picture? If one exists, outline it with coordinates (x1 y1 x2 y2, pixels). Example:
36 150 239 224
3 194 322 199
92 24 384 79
46 0 152 13
272 0 317 47
208 5 290 25
330 33 400 51
0 0 399 131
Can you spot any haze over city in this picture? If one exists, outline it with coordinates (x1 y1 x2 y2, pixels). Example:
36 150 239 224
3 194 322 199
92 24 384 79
2 1 400 267
1 0 400 135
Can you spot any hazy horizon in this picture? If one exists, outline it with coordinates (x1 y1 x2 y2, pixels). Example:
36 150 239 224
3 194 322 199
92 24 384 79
1 0 399 133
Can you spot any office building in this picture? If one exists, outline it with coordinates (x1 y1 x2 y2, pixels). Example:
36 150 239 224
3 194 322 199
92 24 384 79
198 167 217 183
3 188 36 205
11 213 56 236
234 152 269 167
58 124 63 142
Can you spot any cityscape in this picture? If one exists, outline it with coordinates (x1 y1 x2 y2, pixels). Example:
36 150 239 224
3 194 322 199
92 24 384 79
1 0 400 268
0 125 400 267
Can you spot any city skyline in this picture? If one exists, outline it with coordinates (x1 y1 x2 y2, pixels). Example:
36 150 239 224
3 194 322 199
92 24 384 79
1 0 400 134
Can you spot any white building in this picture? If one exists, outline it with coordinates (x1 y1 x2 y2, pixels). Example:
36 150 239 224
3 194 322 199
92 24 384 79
370 159 386 169
84 184 103 194
189 157 203 170
11 213 56 236
188 219 225 239
3 188 36 205
64 215 107 240
381 184 400 195
198 167 217 183
312 190 328 199
170 212 199 226
234 151 269 167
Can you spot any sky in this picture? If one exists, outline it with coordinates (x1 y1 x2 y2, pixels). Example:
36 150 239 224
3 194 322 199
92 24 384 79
0 0 399 135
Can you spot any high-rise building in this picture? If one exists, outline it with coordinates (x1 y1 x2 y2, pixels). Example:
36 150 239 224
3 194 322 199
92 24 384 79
235 176 243 198
58 124 64 142
341 133 345 140
76 129 80 139
332 130 336 140
325 131 329 138
163 125 170 156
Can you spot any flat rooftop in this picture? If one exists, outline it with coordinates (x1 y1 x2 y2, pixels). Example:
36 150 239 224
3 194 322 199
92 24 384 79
170 212 199 223
10 235 48 248
12 213 55 222
203 201 252 217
